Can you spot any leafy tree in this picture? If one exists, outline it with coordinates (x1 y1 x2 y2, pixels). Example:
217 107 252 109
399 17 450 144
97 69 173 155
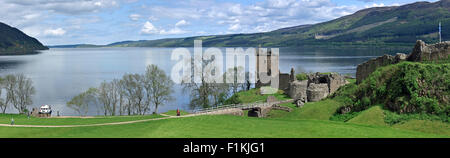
143 64 174 114
67 88 97 116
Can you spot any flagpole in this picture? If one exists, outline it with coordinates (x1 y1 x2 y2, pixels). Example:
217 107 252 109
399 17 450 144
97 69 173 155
439 22 442 43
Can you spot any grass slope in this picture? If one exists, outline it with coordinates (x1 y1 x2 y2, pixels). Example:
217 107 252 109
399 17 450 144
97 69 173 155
348 106 386 126
392 120 450 136
267 99 345 121
0 115 445 138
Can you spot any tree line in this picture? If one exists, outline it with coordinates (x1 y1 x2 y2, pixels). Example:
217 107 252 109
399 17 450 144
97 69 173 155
67 64 174 116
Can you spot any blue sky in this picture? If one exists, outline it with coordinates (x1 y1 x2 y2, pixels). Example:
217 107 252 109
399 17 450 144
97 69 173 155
0 0 439 45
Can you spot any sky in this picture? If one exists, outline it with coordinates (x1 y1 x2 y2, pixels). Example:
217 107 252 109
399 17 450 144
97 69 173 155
0 0 439 45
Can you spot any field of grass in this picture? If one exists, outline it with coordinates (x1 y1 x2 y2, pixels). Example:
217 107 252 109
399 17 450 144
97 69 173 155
233 88 290 104
267 99 345 120
0 114 446 138
347 106 386 126
392 120 450 136
0 114 164 125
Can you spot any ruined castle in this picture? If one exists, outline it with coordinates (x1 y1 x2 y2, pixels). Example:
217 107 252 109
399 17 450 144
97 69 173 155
255 48 349 107
356 40 450 84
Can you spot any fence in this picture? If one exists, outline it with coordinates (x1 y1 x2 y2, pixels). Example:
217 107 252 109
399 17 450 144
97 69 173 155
192 99 294 114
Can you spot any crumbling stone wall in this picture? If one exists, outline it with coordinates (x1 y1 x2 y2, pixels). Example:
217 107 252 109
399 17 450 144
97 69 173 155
288 80 308 101
306 83 329 102
289 72 348 103
356 40 450 84
408 40 450 62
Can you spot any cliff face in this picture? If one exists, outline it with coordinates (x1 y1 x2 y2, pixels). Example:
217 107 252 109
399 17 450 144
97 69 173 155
356 40 450 84
0 22 48 55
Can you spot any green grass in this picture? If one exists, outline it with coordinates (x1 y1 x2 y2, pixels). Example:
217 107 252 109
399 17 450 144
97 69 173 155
267 99 345 120
0 114 164 125
347 106 386 126
233 88 290 104
392 120 450 136
0 114 446 138
346 78 356 84
162 110 189 116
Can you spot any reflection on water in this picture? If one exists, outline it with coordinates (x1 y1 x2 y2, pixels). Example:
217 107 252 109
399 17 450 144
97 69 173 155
0 47 406 116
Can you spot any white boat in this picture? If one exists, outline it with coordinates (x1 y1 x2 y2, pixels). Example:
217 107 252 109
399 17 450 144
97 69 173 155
39 105 52 114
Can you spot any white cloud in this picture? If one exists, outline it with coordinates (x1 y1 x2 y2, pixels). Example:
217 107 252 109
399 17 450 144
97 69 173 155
44 28 66 36
141 21 158 34
175 20 189 27
129 14 141 21
160 27 187 35
365 3 386 8
228 23 241 31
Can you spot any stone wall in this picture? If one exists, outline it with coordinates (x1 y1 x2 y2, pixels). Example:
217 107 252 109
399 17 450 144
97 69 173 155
288 72 348 103
408 40 450 62
288 80 308 101
279 73 291 92
306 83 329 102
356 40 450 84
356 54 398 84
248 106 272 117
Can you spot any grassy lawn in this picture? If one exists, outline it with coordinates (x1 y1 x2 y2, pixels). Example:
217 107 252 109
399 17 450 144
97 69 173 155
267 99 345 120
0 114 446 138
235 88 290 104
392 120 450 136
0 114 164 125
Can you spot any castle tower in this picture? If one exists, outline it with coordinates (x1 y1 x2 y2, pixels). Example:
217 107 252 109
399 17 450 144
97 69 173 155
255 47 272 88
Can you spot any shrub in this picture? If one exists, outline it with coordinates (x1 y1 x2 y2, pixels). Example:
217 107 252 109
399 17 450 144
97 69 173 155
333 62 449 117
296 73 308 81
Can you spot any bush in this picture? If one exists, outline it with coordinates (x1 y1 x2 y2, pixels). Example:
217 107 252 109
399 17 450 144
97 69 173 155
330 112 361 122
384 110 448 125
296 73 308 81
223 93 241 105
353 62 449 115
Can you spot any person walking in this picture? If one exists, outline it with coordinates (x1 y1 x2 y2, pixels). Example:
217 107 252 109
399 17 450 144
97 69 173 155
11 118 15 125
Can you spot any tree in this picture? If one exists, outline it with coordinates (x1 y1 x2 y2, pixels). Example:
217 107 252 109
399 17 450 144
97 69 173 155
67 88 97 116
3 74 35 114
225 66 246 94
97 81 113 116
122 73 145 115
2 75 16 114
0 77 6 114
143 64 174 114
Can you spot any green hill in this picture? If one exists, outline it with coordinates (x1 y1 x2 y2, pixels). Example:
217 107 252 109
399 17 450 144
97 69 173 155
103 0 450 47
0 22 48 54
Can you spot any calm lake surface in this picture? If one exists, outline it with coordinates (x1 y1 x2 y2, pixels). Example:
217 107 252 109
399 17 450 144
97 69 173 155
0 47 406 116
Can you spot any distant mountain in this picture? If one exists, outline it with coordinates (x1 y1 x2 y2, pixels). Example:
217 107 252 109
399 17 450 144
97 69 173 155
103 0 449 48
0 22 48 54
48 44 101 48
52 0 450 48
